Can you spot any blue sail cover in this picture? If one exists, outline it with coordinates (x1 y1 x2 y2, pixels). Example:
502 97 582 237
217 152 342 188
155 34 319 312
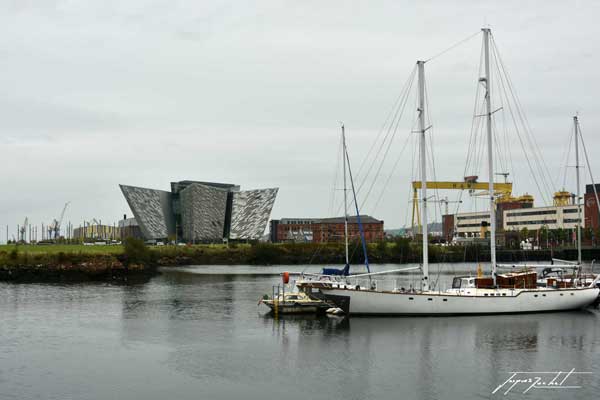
322 263 350 276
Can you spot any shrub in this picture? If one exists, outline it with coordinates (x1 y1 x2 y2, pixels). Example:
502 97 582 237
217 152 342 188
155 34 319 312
123 237 151 265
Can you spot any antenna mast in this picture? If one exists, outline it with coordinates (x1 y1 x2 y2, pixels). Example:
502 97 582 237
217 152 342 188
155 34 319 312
342 124 349 267
482 28 497 287
574 115 582 267
417 60 429 291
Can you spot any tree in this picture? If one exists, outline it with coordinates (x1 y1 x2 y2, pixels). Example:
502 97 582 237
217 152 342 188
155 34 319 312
519 227 530 242
539 226 549 248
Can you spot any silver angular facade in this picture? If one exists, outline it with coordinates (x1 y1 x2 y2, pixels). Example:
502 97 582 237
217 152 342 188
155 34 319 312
120 181 278 242
119 185 175 239
229 188 279 240
180 183 228 242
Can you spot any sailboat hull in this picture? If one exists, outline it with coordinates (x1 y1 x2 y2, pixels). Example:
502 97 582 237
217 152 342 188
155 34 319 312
319 287 600 315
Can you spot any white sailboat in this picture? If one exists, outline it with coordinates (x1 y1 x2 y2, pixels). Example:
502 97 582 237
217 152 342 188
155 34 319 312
297 28 600 315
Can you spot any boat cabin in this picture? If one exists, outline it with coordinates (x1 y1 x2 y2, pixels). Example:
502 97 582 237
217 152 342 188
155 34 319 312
451 276 477 289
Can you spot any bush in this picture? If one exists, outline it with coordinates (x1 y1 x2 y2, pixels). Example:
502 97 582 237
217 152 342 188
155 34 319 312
393 237 411 262
250 243 282 264
123 237 151 265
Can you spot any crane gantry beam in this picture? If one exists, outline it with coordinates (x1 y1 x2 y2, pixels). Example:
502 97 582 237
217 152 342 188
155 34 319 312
411 180 513 235
411 181 512 193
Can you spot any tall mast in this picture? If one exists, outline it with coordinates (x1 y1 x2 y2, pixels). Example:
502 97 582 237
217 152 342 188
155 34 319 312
417 60 429 291
574 115 582 267
342 124 349 266
482 28 497 287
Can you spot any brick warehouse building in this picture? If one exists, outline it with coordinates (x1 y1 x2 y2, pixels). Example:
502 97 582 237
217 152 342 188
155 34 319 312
585 184 600 230
270 216 384 243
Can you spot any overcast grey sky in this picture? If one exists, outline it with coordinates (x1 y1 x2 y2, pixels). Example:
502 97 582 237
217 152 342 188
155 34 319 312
1 1 599 241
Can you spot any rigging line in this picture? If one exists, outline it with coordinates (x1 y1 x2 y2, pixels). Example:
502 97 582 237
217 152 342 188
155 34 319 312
355 69 417 212
491 51 510 176
498 59 515 183
355 67 417 197
464 39 485 177
409 120 420 230
578 123 600 224
500 60 555 197
355 65 417 184
454 189 465 216
330 72 416 219
405 133 416 229
490 41 549 205
492 116 508 175
425 30 482 63
408 100 420 229
370 129 413 213
344 139 371 272
305 133 344 273
473 97 487 178
560 124 574 190
492 37 555 200
333 76 414 219
468 96 486 177
496 74 548 205
328 134 344 217
359 85 412 211
423 73 443 222
492 121 507 175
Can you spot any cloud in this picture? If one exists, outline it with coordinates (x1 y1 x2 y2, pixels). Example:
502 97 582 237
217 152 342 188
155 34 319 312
1 1 600 241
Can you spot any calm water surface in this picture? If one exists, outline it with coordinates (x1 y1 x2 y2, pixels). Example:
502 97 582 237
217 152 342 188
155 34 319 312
1 263 599 400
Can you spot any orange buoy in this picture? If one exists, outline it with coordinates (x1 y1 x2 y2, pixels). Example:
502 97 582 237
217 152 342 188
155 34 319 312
282 271 290 284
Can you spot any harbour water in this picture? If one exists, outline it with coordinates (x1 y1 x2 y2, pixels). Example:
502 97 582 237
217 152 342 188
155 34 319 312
1 263 599 400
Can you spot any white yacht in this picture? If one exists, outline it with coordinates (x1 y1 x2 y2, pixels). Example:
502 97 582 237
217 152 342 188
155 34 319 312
296 28 600 315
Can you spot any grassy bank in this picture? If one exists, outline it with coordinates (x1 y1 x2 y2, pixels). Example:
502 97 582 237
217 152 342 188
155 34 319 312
0 241 152 283
1 240 598 282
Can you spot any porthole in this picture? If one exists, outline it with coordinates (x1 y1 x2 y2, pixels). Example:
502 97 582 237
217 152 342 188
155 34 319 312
534 294 538 297
571 293 574 296
427 298 433 301
442 299 448 302
542 294 546 297
408 297 414 300
560 293 564 296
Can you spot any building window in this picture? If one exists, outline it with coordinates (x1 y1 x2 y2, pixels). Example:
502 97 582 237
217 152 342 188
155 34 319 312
457 214 489 220
506 210 557 217
507 220 557 226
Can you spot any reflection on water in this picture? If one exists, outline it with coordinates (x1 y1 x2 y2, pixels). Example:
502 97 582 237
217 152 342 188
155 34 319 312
1 264 599 400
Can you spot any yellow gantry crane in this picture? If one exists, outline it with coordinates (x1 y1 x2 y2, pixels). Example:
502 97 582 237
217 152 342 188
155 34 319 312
411 176 513 233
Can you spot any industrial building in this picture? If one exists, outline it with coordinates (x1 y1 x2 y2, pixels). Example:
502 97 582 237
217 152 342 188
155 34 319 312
118 217 143 240
442 188 597 243
270 216 384 243
73 224 120 241
120 180 278 243
584 184 600 229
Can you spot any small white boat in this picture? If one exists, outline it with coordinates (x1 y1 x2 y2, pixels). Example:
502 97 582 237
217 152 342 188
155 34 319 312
259 290 330 315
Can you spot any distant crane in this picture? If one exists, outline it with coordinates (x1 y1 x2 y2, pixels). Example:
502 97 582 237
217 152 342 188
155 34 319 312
439 197 463 216
49 202 70 239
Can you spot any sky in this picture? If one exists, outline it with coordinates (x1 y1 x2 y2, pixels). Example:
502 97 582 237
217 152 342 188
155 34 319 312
1 1 599 242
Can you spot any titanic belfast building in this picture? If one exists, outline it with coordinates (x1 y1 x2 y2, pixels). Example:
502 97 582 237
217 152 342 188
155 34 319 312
120 180 278 242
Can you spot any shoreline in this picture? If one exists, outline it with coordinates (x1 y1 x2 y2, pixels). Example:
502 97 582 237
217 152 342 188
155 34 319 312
1 242 598 283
